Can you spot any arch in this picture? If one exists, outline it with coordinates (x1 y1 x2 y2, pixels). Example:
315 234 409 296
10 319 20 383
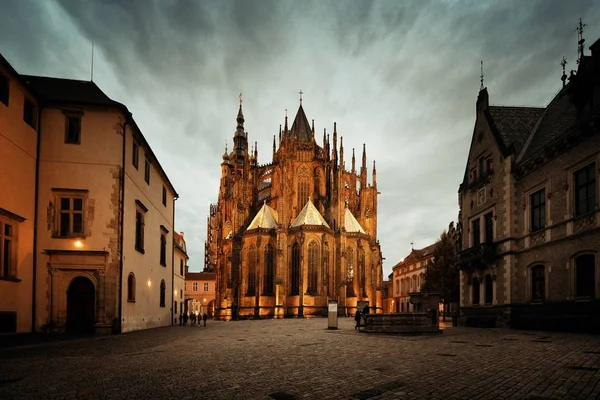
574 253 595 298
290 242 300 295
307 241 319 294
263 243 275 296
66 276 95 334
127 272 136 302
247 245 257 296
160 280 166 307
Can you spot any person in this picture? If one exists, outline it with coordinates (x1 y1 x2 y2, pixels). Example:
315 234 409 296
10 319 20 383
354 309 362 330
202 312 208 327
178 313 183 326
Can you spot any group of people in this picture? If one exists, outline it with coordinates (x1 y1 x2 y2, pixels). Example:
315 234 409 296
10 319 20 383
354 304 370 330
179 312 208 327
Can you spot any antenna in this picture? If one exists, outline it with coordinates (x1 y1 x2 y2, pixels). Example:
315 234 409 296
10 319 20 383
576 18 587 64
91 41 95 82
480 60 484 90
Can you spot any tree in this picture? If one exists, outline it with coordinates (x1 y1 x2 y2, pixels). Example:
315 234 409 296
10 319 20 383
421 228 460 320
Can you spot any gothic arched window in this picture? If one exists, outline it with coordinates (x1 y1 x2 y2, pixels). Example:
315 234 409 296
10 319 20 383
264 244 275 296
226 252 232 289
290 242 300 295
307 241 319 294
346 247 355 297
247 245 256 296
323 243 329 296
359 249 366 297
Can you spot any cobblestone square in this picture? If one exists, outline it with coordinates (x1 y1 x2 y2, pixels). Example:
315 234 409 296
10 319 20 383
1 318 600 400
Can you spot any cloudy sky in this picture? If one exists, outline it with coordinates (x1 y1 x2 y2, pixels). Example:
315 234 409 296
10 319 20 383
2 0 599 276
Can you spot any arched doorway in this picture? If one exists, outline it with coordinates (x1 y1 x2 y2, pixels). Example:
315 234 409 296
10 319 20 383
207 300 216 318
66 277 95 334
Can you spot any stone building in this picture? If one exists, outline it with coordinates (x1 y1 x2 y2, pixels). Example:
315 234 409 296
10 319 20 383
0 53 179 334
207 97 383 319
390 244 435 313
457 35 600 331
173 231 187 324
184 270 216 318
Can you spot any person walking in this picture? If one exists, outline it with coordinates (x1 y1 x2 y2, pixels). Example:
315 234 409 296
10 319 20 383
354 309 362 330
202 312 208 327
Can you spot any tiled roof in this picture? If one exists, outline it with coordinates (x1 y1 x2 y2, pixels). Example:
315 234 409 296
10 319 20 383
21 75 124 107
288 105 312 142
488 106 545 155
290 199 330 228
247 202 278 230
185 272 216 281
344 207 366 234
517 87 578 163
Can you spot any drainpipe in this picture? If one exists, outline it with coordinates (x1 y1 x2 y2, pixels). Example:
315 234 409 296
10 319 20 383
171 195 177 325
31 104 43 332
117 114 129 333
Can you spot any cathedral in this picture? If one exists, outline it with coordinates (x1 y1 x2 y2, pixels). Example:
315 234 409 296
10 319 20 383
206 95 383 320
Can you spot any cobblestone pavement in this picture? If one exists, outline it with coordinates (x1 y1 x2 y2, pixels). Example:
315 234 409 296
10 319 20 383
1 317 600 400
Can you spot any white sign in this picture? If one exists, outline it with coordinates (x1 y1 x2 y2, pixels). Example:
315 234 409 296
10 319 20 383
328 302 337 312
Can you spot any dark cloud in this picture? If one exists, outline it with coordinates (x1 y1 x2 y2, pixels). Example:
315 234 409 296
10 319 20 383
1 0 599 274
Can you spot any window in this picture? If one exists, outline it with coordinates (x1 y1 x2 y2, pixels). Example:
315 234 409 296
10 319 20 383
574 163 596 217
346 247 355 297
472 218 480 247
162 186 167 206
184 282 187 292
484 212 493 243
298 181 309 208
307 241 318 294
134 200 147 253
64 114 81 144
160 231 167 267
531 265 545 301
144 158 151 184
290 242 300 295
23 98 36 128
486 157 493 174
193 282 198 292
127 273 136 302
159 280 166 307
204 282 209 292
0 220 15 278
57 195 84 237
575 254 595 298
484 274 493 304
263 244 274 295
247 245 256 296
180 289 182 299
180 259 184 276
478 156 484 178
530 189 546 231
132 141 139 169
174 301 177 313
0 73 9 106
472 277 480 305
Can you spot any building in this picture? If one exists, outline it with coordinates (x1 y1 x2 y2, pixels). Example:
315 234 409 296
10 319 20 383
390 244 435 313
381 279 393 313
173 231 188 324
207 97 383 319
457 33 600 331
0 53 179 334
184 270 216 317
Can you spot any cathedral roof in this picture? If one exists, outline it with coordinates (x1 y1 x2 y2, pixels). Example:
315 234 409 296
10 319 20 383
344 207 366 234
290 199 330 228
289 104 313 142
247 202 279 230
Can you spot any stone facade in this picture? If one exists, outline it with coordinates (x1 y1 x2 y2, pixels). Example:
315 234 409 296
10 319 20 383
390 244 435 313
207 99 383 320
184 270 216 318
0 53 179 334
457 38 600 332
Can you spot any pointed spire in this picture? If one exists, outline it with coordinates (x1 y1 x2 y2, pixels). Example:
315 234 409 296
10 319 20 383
340 136 344 169
284 109 288 133
312 119 315 133
351 148 356 174
273 135 276 154
322 128 326 147
373 160 377 187
361 143 367 170
254 141 258 160
279 124 282 144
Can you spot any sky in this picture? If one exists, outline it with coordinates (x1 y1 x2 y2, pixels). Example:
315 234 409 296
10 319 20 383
2 0 599 276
